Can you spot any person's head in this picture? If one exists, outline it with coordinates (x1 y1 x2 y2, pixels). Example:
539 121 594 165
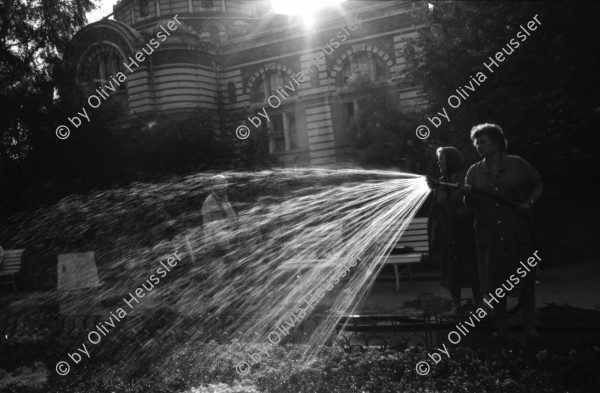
470 123 507 158
211 175 228 198
436 147 466 176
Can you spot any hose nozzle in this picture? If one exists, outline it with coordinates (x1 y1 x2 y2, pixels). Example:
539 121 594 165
425 175 462 189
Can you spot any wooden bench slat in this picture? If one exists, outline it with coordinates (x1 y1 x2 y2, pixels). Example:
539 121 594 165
408 247 429 253
3 258 23 262
0 270 20 275
277 259 346 270
395 246 429 252
393 232 428 237
388 232 427 237
1 259 22 264
398 218 427 224
386 255 423 262
387 232 428 238
391 221 427 227
395 226 427 231
0 264 22 269
390 239 426 245
397 234 428 239
0 263 21 271
0 249 25 290
4 249 25 255
396 240 427 245
398 235 428 240
387 259 421 265
389 225 427 230
383 229 427 236
397 229 428 234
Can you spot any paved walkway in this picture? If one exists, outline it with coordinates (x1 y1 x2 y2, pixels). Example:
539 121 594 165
355 258 600 329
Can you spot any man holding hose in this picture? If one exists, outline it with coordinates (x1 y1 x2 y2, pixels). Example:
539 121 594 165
462 123 543 341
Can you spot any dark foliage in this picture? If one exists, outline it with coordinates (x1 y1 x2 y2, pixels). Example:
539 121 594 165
1 332 599 392
347 77 433 173
404 1 600 162
0 0 95 217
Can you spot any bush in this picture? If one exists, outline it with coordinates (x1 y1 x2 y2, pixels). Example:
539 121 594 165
0 334 599 392
0 362 48 392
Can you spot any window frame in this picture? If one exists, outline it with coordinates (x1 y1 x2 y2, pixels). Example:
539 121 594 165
92 54 125 91
261 111 298 154
227 82 237 104
252 70 291 103
201 0 214 10
338 52 388 87
139 0 149 17
208 25 220 43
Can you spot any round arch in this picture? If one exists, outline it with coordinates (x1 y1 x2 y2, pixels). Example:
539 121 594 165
243 63 299 105
72 19 145 55
75 41 129 85
328 44 395 88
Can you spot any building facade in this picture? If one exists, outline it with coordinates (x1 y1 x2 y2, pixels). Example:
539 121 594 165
67 0 425 166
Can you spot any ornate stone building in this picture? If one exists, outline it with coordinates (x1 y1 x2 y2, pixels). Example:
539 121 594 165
68 0 425 166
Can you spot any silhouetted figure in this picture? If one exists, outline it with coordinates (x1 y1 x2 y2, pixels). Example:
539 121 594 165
202 175 239 279
463 123 543 340
427 147 482 314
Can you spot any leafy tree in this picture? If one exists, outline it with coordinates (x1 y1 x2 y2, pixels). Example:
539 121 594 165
0 0 95 153
0 0 96 217
347 77 432 173
405 1 600 163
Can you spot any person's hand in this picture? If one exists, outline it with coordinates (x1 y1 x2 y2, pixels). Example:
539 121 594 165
425 176 438 190
516 201 533 215
459 184 472 195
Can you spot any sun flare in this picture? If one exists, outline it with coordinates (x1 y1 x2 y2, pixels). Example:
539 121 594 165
270 0 347 28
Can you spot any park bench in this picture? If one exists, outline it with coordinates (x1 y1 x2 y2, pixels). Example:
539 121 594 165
276 217 430 291
0 249 25 290
384 217 430 290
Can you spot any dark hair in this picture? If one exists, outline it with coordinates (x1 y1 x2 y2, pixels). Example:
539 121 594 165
436 146 466 177
470 123 507 153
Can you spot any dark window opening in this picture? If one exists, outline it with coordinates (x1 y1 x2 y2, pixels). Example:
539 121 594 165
209 26 220 43
139 0 149 17
345 101 355 125
272 114 286 152
288 113 297 150
227 82 236 104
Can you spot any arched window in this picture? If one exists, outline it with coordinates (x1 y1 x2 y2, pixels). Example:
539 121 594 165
202 0 214 10
252 70 290 103
93 54 122 90
78 46 128 110
208 26 220 43
227 82 236 104
338 52 388 87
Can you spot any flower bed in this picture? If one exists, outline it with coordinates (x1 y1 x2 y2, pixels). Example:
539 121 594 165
1 335 599 393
